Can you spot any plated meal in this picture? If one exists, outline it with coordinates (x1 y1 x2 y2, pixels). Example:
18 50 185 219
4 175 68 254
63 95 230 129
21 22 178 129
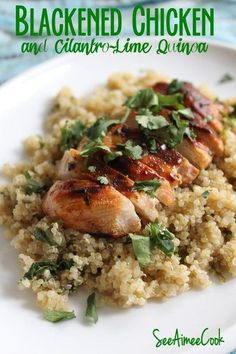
0 71 236 323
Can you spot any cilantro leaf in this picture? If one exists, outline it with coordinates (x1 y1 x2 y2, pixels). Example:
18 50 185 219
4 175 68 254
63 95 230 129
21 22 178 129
128 222 175 267
147 138 157 153
125 89 158 110
158 93 183 108
87 117 118 140
117 140 143 160
155 111 196 149
33 227 56 246
97 176 109 185
132 179 161 198
129 234 151 267
201 190 210 199
85 293 98 324
60 121 87 151
218 73 234 84
103 151 123 163
23 259 73 280
178 108 194 119
167 79 184 94
88 165 96 173
80 139 111 158
44 311 76 323
148 222 175 257
136 109 169 130
24 171 47 195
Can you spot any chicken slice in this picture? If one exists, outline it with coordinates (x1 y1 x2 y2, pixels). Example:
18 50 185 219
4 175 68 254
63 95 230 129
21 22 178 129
177 139 212 170
157 107 214 169
105 124 199 186
153 81 229 133
181 82 229 133
110 156 175 206
43 179 141 238
57 149 159 222
141 152 199 186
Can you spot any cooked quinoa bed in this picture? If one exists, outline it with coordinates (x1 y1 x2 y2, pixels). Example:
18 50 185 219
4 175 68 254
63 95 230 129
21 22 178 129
1 71 236 313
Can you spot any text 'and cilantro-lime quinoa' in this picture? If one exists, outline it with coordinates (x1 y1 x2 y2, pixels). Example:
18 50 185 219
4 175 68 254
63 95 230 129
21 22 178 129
0 71 236 324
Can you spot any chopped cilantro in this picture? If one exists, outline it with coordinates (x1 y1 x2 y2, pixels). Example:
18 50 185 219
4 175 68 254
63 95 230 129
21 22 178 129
87 117 118 140
33 227 56 246
88 165 96 173
125 89 158 110
155 111 196 149
103 151 123 163
201 190 210 199
80 139 111 158
135 109 169 130
129 221 175 267
167 79 184 94
178 108 194 119
44 310 76 323
158 93 183 108
128 234 151 267
117 140 143 160
148 222 175 257
23 259 73 280
147 138 157 153
218 73 234 84
97 176 109 185
132 179 161 198
85 292 98 324
60 121 87 151
24 171 47 195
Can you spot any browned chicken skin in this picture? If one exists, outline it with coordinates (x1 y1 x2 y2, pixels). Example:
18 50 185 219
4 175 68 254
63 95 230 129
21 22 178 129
58 149 160 222
153 83 225 165
43 179 141 237
43 79 227 238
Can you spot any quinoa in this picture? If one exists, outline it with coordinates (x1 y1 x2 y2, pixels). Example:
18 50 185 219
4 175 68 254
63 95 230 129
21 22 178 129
1 71 236 313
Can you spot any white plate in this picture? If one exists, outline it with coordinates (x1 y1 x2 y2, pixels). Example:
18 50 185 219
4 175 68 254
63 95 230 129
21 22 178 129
0 39 236 354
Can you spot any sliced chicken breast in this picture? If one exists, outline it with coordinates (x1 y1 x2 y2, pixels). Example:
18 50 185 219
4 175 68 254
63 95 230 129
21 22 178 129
43 179 141 237
105 124 199 186
58 149 159 221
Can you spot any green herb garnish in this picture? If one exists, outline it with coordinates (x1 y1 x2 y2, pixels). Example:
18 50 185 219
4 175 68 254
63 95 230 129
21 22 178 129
125 89 158 110
132 179 161 198
33 227 56 246
155 111 196 149
80 139 111 158
103 150 123 163
147 138 157 153
24 171 47 195
178 108 194 119
205 116 213 123
158 93 183 108
128 234 151 267
201 190 210 199
85 292 98 324
218 73 234 84
167 79 184 94
97 176 109 185
88 165 96 173
136 109 169 130
148 222 175 257
43 310 76 323
60 121 87 151
87 117 118 140
23 259 73 280
129 222 175 267
117 139 143 160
